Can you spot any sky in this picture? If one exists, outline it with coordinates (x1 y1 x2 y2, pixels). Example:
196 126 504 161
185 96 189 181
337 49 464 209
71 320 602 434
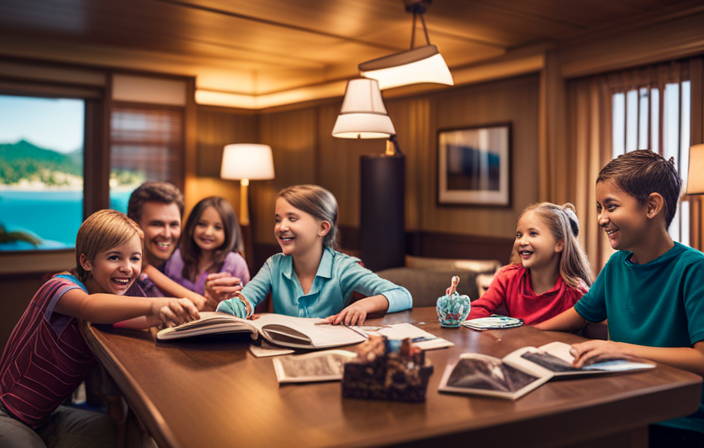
0 94 84 153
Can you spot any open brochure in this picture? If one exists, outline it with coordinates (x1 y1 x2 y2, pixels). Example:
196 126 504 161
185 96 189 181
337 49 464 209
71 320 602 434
439 341 655 400
462 316 524 331
156 312 368 350
272 350 357 384
504 341 655 377
349 323 453 350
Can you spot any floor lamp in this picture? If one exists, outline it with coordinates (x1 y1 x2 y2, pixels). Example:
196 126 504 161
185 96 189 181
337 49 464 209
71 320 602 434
221 144 275 273
332 78 405 272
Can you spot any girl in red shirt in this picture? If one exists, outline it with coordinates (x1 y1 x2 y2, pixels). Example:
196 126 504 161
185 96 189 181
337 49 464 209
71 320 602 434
467 203 592 325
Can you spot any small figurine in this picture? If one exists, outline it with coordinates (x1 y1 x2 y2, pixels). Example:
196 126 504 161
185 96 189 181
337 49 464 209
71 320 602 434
436 275 471 328
342 335 433 402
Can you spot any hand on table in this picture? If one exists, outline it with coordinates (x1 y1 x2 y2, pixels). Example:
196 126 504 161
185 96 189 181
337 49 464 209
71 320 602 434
321 302 369 326
569 340 633 368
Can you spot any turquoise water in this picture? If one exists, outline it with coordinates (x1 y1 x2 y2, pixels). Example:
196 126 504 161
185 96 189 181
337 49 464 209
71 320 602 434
0 190 132 250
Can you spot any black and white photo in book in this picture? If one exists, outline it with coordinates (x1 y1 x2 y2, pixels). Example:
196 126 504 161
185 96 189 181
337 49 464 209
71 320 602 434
438 353 552 400
273 350 358 384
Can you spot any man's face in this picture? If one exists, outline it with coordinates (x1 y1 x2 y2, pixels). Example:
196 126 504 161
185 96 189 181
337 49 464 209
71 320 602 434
138 202 181 267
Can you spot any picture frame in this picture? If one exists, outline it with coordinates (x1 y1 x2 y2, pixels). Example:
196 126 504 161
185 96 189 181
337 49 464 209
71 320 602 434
437 124 511 206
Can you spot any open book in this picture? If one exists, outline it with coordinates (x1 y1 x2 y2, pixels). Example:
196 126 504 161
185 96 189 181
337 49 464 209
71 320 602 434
272 350 357 384
438 341 655 400
156 312 367 350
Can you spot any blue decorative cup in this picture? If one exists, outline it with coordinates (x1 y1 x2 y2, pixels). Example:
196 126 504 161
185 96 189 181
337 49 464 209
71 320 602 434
436 292 471 328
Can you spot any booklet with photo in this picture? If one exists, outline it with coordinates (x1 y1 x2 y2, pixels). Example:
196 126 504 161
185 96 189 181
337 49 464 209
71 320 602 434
156 312 367 350
438 353 552 400
272 350 357 383
462 315 524 331
504 341 656 377
348 323 453 350
438 341 655 400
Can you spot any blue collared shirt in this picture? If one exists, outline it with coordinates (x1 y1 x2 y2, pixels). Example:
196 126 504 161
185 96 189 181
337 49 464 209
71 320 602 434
217 247 412 318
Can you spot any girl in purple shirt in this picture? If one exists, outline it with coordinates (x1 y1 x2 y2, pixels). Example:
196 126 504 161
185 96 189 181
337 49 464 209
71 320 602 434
165 196 250 300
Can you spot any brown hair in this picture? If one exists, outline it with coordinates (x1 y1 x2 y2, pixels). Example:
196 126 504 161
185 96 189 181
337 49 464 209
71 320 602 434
180 196 242 281
74 209 144 283
516 202 593 288
127 181 184 223
597 150 682 228
278 185 338 248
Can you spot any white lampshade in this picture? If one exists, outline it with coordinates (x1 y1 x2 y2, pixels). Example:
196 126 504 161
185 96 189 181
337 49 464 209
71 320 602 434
359 45 454 90
332 78 396 139
221 144 275 180
687 143 704 194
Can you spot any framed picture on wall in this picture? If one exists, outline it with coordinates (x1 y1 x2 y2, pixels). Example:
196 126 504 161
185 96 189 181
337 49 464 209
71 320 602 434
437 124 511 206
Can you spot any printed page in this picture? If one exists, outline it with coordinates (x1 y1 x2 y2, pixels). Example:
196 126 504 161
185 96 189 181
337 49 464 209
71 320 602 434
462 316 524 331
249 340 295 358
251 314 367 348
354 323 453 350
272 350 357 383
156 311 257 341
538 341 655 372
438 353 552 400
506 342 655 375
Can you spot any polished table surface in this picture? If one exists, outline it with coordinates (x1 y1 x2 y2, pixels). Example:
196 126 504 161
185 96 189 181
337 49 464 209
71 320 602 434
82 308 702 448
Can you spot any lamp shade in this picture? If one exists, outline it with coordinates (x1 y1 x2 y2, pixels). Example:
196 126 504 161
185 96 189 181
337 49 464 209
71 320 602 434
359 45 454 90
220 144 275 180
687 143 704 194
332 78 396 139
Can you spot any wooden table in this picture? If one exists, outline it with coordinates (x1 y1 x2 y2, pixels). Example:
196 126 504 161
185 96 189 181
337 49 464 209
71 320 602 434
82 308 702 448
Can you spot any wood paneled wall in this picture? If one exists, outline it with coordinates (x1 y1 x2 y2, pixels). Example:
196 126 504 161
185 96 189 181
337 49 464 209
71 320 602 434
193 75 540 256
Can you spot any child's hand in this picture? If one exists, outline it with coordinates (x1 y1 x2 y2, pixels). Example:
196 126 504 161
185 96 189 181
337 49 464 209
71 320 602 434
156 298 200 327
217 296 249 318
323 302 369 326
569 340 632 368
205 273 243 303
190 294 208 311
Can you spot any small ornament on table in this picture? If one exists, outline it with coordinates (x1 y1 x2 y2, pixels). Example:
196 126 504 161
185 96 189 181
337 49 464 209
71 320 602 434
436 275 471 328
341 334 433 402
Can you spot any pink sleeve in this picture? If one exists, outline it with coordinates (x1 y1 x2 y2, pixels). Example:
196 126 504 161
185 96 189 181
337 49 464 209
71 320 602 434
466 267 509 320
222 252 251 285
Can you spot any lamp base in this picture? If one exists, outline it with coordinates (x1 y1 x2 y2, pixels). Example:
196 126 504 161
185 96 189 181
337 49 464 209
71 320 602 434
360 154 405 272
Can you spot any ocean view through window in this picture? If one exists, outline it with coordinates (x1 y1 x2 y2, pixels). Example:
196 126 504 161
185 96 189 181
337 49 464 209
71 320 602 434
0 95 85 251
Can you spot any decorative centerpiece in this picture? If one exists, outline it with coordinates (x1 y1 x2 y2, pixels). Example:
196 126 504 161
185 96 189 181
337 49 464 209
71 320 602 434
341 334 433 402
436 275 471 328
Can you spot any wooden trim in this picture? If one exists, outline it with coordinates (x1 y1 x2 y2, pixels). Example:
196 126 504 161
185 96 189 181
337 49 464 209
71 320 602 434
336 226 513 266
0 249 74 275
560 11 704 79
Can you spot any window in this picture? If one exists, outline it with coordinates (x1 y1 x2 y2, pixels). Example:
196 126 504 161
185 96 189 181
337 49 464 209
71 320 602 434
0 94 85 250
612 80 691 245
109 105 184 213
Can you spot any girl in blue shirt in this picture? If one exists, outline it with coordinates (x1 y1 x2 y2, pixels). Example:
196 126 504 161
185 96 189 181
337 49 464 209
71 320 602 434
213 184 412 325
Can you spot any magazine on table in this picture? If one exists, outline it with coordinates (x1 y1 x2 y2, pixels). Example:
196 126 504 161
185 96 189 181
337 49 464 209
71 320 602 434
439 341 655 400
272 350 357 383
462 315 524 331
349 323 453 350
156 312 367 350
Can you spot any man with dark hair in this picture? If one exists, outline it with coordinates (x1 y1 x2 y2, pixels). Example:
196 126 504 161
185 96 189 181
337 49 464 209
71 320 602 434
124 182 206 309
127 182 184 269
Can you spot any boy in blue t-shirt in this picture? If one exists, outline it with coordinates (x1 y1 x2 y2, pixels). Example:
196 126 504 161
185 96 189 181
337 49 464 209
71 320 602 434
536 150 704 447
